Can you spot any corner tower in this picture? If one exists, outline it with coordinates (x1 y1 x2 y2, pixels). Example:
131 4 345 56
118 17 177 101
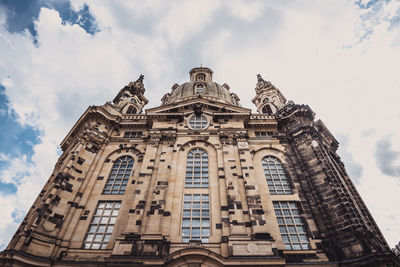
1 67 398 266
252 74 286 114
113 75 148 114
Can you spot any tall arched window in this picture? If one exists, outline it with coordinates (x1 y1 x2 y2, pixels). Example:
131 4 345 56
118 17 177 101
262 156 292 195
185 148 208 188
103 155 133 194
126 106 137 114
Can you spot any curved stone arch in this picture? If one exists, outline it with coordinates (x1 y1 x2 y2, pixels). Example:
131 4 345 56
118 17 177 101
122 103 139 114
178 139 217 153
104 146 144 162
166 247 224 267
252 146 286 161
261 103 277 114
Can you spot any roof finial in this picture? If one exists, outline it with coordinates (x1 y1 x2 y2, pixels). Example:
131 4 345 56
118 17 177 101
200 63 203 68
257 74 264 82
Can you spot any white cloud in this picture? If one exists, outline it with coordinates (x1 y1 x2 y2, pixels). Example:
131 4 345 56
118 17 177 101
226 0 264 21
0 0 400 250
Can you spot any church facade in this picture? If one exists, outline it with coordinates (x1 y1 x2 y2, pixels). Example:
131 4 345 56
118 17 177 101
1 67 398 266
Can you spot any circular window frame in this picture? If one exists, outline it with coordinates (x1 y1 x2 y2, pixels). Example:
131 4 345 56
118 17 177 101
187 113 209 130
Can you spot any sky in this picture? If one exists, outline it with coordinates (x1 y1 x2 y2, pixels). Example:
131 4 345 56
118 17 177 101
0 0 399 250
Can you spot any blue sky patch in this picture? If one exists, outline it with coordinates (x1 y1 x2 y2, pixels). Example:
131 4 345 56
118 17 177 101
0 180 17 194
0 85 41 162
0 0 98 39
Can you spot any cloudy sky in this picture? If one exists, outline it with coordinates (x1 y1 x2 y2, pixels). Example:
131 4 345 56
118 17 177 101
0 0 399 250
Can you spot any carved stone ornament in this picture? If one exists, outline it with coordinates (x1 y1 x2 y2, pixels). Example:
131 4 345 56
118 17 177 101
149 133 162 147
220 134 237 146
81 126 109 146
256 74 273 93
131 74 145 94
161 133 176 146
237 141 249 150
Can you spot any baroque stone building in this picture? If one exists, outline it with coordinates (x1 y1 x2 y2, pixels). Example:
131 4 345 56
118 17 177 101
1 67 398 266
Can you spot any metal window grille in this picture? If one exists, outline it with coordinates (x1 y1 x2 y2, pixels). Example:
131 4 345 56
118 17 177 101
182 194 210 243
83 201 121 249
103 156 133 194
185 148 208 188
262 156 292 195
273 201 309 250
189 114 207 130
123 131 142 138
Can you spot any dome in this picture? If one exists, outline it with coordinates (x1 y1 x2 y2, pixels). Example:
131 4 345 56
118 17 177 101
163 67 240 106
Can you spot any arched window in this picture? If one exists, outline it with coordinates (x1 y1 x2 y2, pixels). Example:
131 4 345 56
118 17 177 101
195 84 205 94
126 106 137 114
262 104 273 114
262 156 292 195
103 155 133 194
185 148 208 188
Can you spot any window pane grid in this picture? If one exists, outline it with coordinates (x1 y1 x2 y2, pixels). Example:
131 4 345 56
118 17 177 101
189 115 207 130
123 131 142 138
103 156 133 194
185 148 208 188
274 201 309 250
195 84 205 94
263 156 292 195
83 201 120 249
182 194 209 243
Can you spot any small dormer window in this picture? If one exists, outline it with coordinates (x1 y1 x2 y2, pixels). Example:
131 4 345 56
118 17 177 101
196 84 205 94
126 106 137 114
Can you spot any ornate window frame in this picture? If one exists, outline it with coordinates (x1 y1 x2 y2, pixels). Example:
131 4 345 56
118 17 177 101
102 155 134 195
262 155 292 195
187 114 209 130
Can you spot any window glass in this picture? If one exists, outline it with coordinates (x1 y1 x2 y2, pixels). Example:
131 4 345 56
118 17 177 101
185 148 208 188
103 156 133 194
262 156 292 195
182 194 210 243
188 114 208 130
274 201 309 250
83 201 120 249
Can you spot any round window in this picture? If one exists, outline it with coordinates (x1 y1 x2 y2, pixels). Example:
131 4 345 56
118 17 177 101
188 114 208 130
